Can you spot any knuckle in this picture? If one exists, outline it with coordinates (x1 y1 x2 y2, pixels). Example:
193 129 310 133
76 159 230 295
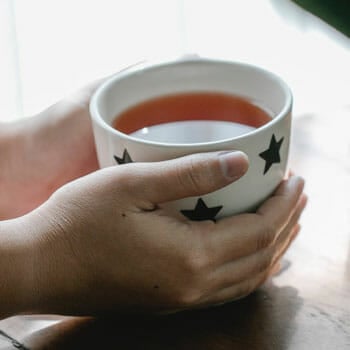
175 285 202 308
255 248 274 274
236 271 268 300
176 158 205 195
173 239 212 307
254 270 270 290
182 237 211 275
183 250 207 277
257 270 270 288
246 283 258 296
256 221 276 250
235 284 254 300
246 277 262 296
50 182 74 201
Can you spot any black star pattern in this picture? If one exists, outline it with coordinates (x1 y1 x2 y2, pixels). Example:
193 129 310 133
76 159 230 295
180 198 223 221
114 149 133 165
259 134 284 175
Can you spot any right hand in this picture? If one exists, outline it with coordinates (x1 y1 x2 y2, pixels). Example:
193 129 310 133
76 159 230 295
15 151 306 315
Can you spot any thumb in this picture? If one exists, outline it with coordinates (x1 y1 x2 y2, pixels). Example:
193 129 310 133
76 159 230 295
123 151 249 205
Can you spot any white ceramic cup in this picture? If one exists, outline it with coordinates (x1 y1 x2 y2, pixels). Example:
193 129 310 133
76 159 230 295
90 57 292 219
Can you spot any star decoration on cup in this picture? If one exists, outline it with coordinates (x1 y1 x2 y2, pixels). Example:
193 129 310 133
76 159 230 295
259 134 284 175
180 198 223 221
114 149 133 165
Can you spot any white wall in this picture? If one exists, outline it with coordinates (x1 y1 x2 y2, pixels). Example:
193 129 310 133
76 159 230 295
0 0 349 121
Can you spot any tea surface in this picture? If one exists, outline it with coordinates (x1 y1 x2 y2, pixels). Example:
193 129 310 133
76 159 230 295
112 92 272 134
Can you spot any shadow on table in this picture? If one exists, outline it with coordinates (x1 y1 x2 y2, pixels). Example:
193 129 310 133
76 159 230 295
26 280 303 350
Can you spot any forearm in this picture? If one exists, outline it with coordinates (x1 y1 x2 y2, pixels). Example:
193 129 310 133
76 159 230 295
0 145 13 220
0 112 77 220
0 122 15 175
0 121 27 220
0 217 34 318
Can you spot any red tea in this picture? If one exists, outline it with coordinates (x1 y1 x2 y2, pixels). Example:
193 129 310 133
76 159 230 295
112 92 272 135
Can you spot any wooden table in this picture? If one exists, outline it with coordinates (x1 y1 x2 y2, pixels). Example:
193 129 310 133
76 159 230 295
1 107 349 349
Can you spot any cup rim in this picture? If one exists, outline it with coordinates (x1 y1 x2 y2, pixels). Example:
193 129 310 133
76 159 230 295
90 57 293 148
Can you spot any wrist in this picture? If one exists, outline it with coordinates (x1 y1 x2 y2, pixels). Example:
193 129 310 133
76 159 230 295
0 207 72 316
14 203 88 316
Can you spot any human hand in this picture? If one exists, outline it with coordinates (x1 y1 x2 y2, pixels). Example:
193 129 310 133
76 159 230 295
0 80 102 219
15 151 305 316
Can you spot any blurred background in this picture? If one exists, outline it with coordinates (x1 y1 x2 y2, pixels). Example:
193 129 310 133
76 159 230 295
0 0 349 121
0 1 349 342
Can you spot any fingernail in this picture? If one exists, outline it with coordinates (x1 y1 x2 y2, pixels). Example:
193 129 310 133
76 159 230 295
219 151 249 180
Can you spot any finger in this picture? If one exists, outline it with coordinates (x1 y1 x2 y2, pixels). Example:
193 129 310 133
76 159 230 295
198 269 269 307
269 261 282 277
64 77 107 110
265 224 300 280
196 194 306 307
73 61 147 108
199 224 299 307
268 193 307 263
270 223 301 271
288 169 295 177
256 175 305 219
118 151 249 205
202 176 305 264
272 193 306 249
206 207 304 294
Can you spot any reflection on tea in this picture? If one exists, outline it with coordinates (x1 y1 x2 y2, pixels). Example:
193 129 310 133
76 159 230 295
130 120 256 144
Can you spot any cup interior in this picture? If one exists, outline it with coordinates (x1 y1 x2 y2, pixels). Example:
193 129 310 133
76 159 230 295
92 59 291 145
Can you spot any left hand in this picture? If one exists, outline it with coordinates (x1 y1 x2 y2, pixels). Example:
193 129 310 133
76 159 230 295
0 80 103 219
